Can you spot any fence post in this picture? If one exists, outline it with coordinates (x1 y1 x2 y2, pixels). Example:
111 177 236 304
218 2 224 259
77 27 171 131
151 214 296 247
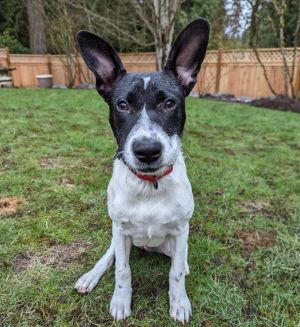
47 54 52 75
5 47 10 67
294 50 300 99
215 48 223 93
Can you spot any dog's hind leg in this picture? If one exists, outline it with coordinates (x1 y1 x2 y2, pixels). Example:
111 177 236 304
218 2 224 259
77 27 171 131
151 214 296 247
75 241 115 293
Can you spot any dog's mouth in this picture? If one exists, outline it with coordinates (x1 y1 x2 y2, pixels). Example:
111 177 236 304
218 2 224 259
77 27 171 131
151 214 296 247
121 152 179 178
126 162 167 176
136 166 161 174
119 156 171 176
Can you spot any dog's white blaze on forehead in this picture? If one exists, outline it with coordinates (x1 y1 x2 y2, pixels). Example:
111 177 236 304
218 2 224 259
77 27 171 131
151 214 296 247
142 76 151 90
139 106 152 138
140 105 150 124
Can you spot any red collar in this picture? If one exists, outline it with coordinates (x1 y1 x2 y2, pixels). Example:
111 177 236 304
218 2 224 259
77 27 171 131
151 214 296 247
135 166 173 187
115 153 173 189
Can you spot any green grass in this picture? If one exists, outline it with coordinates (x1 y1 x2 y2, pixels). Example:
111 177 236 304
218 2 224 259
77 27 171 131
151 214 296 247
0 89 299 327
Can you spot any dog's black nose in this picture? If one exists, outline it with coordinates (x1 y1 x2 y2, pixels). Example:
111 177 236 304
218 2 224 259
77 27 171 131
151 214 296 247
133 140 162 164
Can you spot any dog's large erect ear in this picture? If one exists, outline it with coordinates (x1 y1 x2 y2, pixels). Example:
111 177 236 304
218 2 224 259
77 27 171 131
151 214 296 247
77 31 126 98
164 18 210 95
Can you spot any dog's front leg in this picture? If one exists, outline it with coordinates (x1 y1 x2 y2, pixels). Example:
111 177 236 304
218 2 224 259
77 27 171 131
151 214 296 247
169 225 191 323
110 223 132 320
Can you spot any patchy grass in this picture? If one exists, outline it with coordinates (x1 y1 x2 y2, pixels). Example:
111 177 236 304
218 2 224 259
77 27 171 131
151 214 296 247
0 89 299 326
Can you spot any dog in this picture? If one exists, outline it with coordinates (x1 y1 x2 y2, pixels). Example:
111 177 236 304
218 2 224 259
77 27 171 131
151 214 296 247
74 18 209 323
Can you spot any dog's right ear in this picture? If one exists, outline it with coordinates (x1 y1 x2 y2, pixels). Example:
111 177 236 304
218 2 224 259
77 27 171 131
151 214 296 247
77 31 126 99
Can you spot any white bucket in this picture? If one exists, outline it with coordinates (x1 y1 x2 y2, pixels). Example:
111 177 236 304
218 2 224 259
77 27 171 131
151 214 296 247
36 74 53 88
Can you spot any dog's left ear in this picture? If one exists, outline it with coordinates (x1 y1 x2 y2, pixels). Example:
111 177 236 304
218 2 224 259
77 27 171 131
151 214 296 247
164 18 210 96
77 31 126 99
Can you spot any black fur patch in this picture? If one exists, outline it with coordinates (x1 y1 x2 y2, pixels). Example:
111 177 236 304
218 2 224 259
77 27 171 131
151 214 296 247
108 72 185 151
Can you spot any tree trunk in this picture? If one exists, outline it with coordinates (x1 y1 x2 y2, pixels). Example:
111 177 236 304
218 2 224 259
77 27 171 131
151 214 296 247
26 0 47 54
153 0 180 70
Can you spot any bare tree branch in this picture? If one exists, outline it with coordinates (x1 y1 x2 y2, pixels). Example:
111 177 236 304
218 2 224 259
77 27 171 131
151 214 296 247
249 0 277 95
66 0 155 47
248 0 300 99
129 0 156 36
129 0 183 70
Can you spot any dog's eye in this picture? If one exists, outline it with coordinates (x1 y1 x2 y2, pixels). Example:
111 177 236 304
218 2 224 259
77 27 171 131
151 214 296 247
117 101 129 112
164 99 176 111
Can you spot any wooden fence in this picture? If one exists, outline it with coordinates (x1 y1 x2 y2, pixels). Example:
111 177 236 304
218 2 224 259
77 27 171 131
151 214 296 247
1 47 300 98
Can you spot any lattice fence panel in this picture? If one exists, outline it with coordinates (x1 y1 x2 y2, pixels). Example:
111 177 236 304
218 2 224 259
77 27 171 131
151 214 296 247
204 51 218 63
222 50 254 63
10 54 49 64
222 48 300 63
0 48 8 58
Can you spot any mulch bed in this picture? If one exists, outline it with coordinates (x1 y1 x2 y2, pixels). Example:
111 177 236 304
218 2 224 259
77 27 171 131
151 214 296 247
200 93 300 113
251 95 300 113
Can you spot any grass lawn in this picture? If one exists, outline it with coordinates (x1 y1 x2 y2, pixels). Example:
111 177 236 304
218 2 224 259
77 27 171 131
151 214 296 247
0 89 299 327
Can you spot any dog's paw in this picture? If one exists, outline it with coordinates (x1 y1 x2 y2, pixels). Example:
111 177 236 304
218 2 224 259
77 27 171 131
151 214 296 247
110 289 132 321
169 294 192 323
74 270 100 293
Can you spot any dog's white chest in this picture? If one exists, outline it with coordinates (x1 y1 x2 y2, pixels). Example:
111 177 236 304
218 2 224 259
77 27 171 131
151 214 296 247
107 153 194 247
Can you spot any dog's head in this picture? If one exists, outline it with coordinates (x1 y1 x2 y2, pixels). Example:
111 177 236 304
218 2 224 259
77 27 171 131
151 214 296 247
77 19 209 174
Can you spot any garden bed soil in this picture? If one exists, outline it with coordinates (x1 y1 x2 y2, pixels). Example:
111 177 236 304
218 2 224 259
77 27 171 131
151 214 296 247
251 95 300 113
198 93 300 113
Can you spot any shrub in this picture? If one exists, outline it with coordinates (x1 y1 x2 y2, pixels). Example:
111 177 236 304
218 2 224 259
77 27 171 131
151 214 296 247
0 30 30 54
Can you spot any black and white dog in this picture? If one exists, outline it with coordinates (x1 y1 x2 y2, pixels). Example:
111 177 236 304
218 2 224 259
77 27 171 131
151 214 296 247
75 18 209 323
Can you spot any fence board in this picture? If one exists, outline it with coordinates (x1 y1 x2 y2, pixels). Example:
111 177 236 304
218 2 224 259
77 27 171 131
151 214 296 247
0 48 299 98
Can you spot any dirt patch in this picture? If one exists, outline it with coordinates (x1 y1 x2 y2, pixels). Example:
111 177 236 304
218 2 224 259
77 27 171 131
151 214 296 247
58 177 74 188
1 158 16 169
237 230 276 251
0 145 11 154
14 251 33 272
241 200 271 216
13 240 91 272
210 255 224 266
40 157 62 169
213 188 224 195
39 241 90 270
189 219 202 233
224 147 236 155
0 197 24 216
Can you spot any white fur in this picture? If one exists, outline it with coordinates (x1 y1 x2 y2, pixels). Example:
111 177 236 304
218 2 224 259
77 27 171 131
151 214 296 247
108 152 194 244
75 150 194 323
143 76 151 90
